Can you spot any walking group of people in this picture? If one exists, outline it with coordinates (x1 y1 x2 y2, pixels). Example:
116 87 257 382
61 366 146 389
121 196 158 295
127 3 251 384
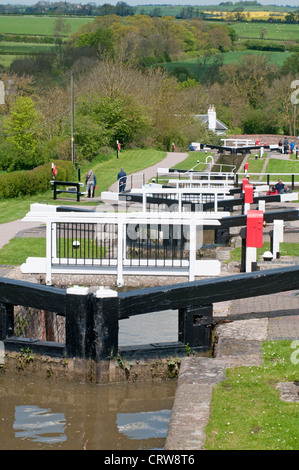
85 168 127 198
278 138 298 155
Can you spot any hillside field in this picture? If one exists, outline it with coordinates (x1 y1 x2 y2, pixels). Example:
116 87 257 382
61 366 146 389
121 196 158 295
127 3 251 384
0 15 298 69
160 50 293 81
232 21 299 41
0 15 94 66
0 15 93 35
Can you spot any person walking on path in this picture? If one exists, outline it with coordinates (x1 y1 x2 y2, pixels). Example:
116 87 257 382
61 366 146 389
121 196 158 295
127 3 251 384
283 137 289 155
117 168 127 192
108 152 189 193
85 169 96 198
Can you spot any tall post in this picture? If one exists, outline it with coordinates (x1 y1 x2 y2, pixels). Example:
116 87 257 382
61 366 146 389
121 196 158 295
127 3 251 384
71 73 75 166
0 80 5 105
0 303 14 340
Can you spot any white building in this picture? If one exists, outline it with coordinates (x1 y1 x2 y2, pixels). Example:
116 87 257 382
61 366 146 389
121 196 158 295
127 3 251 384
195 105 228 135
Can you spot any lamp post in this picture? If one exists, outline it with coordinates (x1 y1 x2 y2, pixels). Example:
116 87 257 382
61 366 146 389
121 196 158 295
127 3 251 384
0 80 4 105
291 80 299 140
71 73 75 166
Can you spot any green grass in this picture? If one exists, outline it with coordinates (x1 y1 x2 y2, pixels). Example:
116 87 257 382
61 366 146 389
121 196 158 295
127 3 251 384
0 236 107 265
0 42 56 54
0 53 17 67
230 242 299 263
232 21 299 41
246 154 267 174
0 149 167 224
0 237 46 265
90 148 166 193
172 151 209 171
162 50 293 80
0 15 93 36
205 340 299 450
0 148 167 264
244 155 299 182
266 159 299 178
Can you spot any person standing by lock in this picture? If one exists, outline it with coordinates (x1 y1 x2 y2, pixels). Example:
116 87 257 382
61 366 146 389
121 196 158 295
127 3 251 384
86 169 96 197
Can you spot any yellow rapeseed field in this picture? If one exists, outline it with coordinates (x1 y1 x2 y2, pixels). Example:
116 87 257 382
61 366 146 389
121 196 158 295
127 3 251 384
204 11 287 21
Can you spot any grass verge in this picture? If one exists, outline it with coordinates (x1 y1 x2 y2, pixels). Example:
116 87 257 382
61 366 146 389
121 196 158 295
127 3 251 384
205 340 299 450
230 241 299 263
0 148 167 224
0 237 46 265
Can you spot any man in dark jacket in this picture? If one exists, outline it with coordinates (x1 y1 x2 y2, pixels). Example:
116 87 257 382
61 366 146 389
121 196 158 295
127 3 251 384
117 168 127 192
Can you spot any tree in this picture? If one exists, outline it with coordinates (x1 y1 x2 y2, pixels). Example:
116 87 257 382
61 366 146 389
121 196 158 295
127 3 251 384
53 18 71 39
218 54 278 108
264 75 298 136
242 109 279 134
281 53 299 76
4 96 43 162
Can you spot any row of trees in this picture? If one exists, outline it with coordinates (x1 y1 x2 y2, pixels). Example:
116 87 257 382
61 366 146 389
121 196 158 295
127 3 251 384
70 15 236 65
0 61 218 171
0 1 297 23
0 2 134 17
0 14 298 172
1 52 298 173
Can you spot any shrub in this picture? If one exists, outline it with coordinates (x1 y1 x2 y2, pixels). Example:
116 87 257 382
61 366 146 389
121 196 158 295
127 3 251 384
244 39 285 52
0 160 73 199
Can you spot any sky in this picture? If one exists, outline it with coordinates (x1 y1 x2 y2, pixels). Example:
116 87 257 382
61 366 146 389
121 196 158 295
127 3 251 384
5 0 299 6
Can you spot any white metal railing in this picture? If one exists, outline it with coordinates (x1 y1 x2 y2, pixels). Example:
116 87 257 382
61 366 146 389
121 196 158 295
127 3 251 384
125 186 234 212
237 172 299 188
120 172 145 191
221 138 255 147
157 168 235 184
21 204 226 286
188 156 236 174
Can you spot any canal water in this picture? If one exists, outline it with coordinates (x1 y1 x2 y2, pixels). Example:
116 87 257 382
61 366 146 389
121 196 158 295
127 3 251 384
0 374 177 450
0 309 179 450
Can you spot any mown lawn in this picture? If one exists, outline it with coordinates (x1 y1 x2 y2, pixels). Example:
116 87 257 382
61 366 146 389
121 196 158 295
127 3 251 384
0 15 93 35
230 241 299 263
0 237 46 265
0 148 166 224
205 340 299 450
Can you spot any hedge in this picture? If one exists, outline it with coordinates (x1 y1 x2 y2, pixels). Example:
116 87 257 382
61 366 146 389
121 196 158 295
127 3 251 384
244 40 285 52
0 160 74 199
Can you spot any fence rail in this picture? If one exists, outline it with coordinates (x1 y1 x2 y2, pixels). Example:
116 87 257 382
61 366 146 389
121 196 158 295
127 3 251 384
1 265 299 362
22 205 225 285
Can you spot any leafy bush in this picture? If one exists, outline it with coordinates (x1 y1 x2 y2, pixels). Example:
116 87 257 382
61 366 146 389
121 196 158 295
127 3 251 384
0 140 47 172
0 160 73 199
244 39 285 52
242 109 279 134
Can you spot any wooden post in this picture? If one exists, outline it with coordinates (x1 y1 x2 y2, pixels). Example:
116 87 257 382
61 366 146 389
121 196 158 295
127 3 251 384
178 305 213 351
93 288 119 360
65 286 119 361
0 302 14 340
53 181 58 200
65 286 92 358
